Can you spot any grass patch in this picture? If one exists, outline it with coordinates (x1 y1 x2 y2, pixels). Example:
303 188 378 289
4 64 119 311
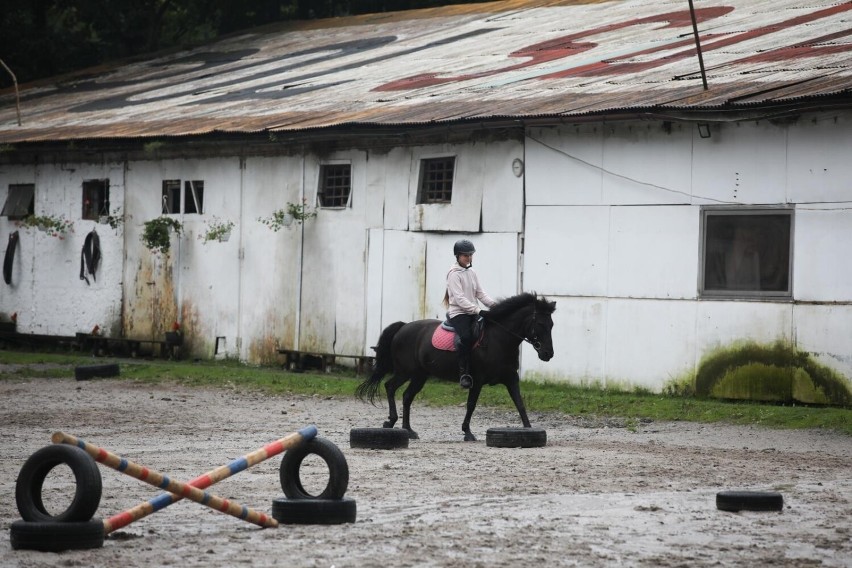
1 351 849 436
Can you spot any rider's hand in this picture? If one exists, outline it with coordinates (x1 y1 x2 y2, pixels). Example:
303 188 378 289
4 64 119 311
478 310 490 320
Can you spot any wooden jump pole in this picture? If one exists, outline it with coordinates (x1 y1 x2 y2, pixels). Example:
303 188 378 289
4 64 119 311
52 425 317 533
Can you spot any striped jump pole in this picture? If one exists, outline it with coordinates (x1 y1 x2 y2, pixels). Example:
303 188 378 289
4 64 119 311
52 425 317 534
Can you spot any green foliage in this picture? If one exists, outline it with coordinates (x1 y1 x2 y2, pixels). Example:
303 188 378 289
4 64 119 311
141 216 183 254
198 217 235 243
17 214 74 238
100 207 124 230
258 200 316 231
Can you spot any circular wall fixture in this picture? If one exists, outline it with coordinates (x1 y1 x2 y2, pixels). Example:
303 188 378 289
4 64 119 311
512 158 524 177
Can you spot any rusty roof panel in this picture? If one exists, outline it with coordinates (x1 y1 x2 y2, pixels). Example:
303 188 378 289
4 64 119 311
1 0 852 143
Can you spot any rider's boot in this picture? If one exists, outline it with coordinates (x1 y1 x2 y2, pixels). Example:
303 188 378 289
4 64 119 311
458 351 472 389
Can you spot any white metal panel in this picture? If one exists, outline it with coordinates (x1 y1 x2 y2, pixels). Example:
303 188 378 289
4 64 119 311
607 206 699 299
364 228 385 354
525 125 604 206
793 304 852 379
604 298 698 390
787 112 852 203
692 120 789 205
601 122 693 205
695 300 794 361
480 139 524 233
793 208 852 302
237 156 303 357
382 147 412 231
523 205 610 296
365 151 387 230
521 296 606 384
380 230 426 326
408 144 482 232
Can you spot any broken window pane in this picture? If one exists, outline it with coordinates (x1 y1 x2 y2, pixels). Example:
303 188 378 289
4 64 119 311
1 184 35 218
184 180 204 214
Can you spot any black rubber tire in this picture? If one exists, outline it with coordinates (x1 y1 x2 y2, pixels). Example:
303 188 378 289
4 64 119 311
10 519 104 551
349 427 410 450
716 491 784 512
279 437 349 500
271 497 356 525
15 444 102 523
75 363 120 381
486 427 547 448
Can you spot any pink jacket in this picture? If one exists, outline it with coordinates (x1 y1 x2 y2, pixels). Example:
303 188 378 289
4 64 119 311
446 262 497 318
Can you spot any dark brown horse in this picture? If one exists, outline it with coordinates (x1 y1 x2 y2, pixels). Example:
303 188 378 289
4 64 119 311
356 293 556 441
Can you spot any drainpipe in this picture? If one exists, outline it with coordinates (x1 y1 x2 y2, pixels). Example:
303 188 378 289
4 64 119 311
236 157 245 358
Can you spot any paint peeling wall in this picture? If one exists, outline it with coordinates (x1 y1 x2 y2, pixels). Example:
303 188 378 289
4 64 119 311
0 162 125 337
522 112 852 389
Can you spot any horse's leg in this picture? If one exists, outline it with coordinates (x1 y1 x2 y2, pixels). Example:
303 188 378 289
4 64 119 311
383 374 407 428
461 383 483 442
505 373 532 428
400 377 426 439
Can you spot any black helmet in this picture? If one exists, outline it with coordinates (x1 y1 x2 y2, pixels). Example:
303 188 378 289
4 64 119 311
453 239 476 255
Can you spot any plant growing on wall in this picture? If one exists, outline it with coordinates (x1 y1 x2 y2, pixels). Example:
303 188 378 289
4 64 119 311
258 199 316 231
198 217 235 243
99 207 124 230
141 216 183 254
17 214 74 238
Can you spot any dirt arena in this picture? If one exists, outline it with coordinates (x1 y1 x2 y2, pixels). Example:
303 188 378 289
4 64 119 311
1 374 850 567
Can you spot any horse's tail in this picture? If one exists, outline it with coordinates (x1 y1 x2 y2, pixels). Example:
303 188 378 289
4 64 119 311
356 321 406 404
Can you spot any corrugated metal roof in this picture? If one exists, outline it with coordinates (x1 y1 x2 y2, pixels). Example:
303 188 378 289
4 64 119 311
1 0 851 143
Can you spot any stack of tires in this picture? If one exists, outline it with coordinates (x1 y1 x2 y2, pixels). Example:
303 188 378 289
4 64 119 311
272 437 356 524
11 445 105 551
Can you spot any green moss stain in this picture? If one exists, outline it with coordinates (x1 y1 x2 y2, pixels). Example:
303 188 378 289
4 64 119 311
692 341 851 406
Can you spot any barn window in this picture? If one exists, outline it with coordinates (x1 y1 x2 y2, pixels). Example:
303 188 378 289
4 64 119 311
318 164 351 208
700 208 793 298
162 179 203 214
82 179 110 221
417 157 455 203
1 184 35 219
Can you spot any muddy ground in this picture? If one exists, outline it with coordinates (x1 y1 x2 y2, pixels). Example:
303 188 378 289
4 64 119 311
1 374 850 567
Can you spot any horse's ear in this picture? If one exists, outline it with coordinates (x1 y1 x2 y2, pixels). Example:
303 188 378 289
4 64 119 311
548 300 556 311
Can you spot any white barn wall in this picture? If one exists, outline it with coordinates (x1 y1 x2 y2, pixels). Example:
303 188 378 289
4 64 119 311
0 162 125 337
523 113 852 390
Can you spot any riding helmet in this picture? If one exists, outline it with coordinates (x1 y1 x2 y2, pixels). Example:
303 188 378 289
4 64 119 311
453 239 476 256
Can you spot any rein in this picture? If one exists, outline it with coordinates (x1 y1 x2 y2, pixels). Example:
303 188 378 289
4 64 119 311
486 305 544 353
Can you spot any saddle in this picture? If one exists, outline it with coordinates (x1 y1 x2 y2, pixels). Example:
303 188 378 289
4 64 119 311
431 317 485 352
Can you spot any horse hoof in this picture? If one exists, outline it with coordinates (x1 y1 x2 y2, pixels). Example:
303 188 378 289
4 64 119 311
382 421 395 428
463 432 477 442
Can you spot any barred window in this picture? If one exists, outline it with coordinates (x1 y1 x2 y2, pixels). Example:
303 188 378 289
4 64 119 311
700 208 793 298
417 157 455 203
318 164 351 208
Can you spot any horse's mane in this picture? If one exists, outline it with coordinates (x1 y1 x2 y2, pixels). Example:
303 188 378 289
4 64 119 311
488 292 555 321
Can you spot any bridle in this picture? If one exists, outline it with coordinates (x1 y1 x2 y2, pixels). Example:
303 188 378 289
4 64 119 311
487 304 545 353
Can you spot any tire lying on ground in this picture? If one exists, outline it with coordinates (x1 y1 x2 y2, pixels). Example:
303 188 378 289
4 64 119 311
280 437 349 500
10 519 104 551
271 497 356 525
716 491 784 512
16 444 102 523
349 427 410 450
486 427 547 448
75 363 120 381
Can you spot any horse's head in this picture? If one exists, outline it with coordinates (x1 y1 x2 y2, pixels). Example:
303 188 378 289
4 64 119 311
527 296 556 361
488 293 556 361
